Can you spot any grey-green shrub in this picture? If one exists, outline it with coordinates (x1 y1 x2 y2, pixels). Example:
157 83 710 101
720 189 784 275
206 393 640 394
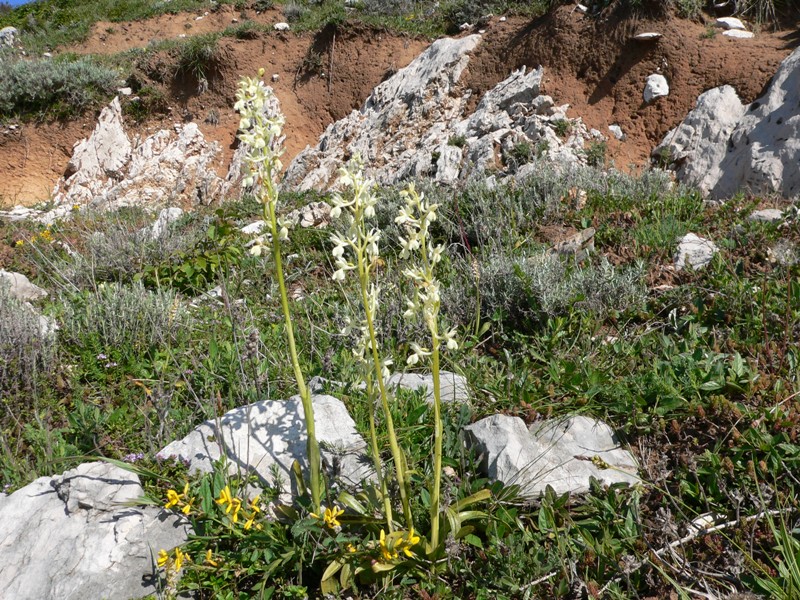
60 281 188 358
479 252 646 325
0 52 118 118
0 284 56 395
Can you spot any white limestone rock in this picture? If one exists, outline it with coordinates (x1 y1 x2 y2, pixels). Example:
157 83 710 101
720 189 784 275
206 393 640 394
0 270 47 301
0 462 191 600
655 46 800 199
159 395 373 498
273 22 290 31
748 208 783 223
643 74 669 103
285 201 332 228
652 85 745 196
675 233 719 270
285 39 594 192
723 30 754 38
147 207 184 240
465 414 639 497
0 26 18 46
386 371 470 404
51 98 225 211
716 17 746 30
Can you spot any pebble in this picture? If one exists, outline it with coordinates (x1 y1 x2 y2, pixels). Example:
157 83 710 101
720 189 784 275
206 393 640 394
274 22 290 31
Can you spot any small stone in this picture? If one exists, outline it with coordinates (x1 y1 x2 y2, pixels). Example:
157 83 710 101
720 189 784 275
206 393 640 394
478 29 486 34
576 4 588 12
231 18 238 23
723 30 754 38
274 22 290 31
643 74 669 103
117 87 132 96
748 208 783 223
272 73 280 82
195 15 204 20
608 124 625 140
459 22 471 31
634 32 662 41
241 220 267 235
42 52 53 58
675 233 719 270
499 16 507 22
716 16 746 30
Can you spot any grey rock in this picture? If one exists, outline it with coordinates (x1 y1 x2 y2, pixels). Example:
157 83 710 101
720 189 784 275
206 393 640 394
748 208 783 223
51 98 225 212
241 220 267 235
0 462 190 600
723 30 754 39
273 22 290 31
0 26 17 46
285 201 332 228
465 414 639 497
147 207 184 240
643 74 669 103
549 227 595 261
608 124 625 140
716 16 746 30
386 371 470 404
655 47 800 199
633 32 662 41
653 86 745 196
675 233 719 270
285 38 594 192
0 270 48 301
159 395 373 499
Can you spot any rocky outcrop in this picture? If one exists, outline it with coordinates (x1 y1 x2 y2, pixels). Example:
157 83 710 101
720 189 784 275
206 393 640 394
50 97 225 211
285 35 597 192
654 47 800 199
158 394 373 498
0 462 191 600
465 414 639 497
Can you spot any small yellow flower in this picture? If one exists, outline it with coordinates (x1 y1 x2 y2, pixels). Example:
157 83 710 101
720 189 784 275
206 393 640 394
204 549 219 567
157 549 169 568
165 489 181 509
230 497 242 523
399 527 420 557
173 547 188 572
311 505 344 529
346 543 357 553
14 240 23 247
216 486 233 509
39 230 53 242
379 529 398 562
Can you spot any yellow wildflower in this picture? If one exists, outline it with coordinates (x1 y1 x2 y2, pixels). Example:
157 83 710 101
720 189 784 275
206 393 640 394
157 549 169 568
173 547 188 572
204 549 218 567
398 527 420 558
310 505 344 529
39 230 53 242
379 529 398 562
165 489 181 509
216 486 233 509
230 497 242 523
15 240 23 247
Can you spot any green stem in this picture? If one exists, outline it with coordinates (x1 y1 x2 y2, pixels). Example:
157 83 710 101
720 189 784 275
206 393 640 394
359 266 413 530
429 335 443 554
268 200 322 513
365 370 394 530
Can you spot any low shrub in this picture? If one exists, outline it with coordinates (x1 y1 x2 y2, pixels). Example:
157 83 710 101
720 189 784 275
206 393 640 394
0 52 118 119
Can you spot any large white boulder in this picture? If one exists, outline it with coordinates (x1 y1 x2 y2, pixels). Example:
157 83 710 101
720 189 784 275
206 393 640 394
159 394 373 498
285 36 595 191
0 270 48 302
465 414 639 497
0 26 18 46
653 86 746 196
0 462 191 600
655 46 800 199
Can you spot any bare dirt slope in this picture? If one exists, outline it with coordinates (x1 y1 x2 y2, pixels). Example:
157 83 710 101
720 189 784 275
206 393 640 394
1 4 797 207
